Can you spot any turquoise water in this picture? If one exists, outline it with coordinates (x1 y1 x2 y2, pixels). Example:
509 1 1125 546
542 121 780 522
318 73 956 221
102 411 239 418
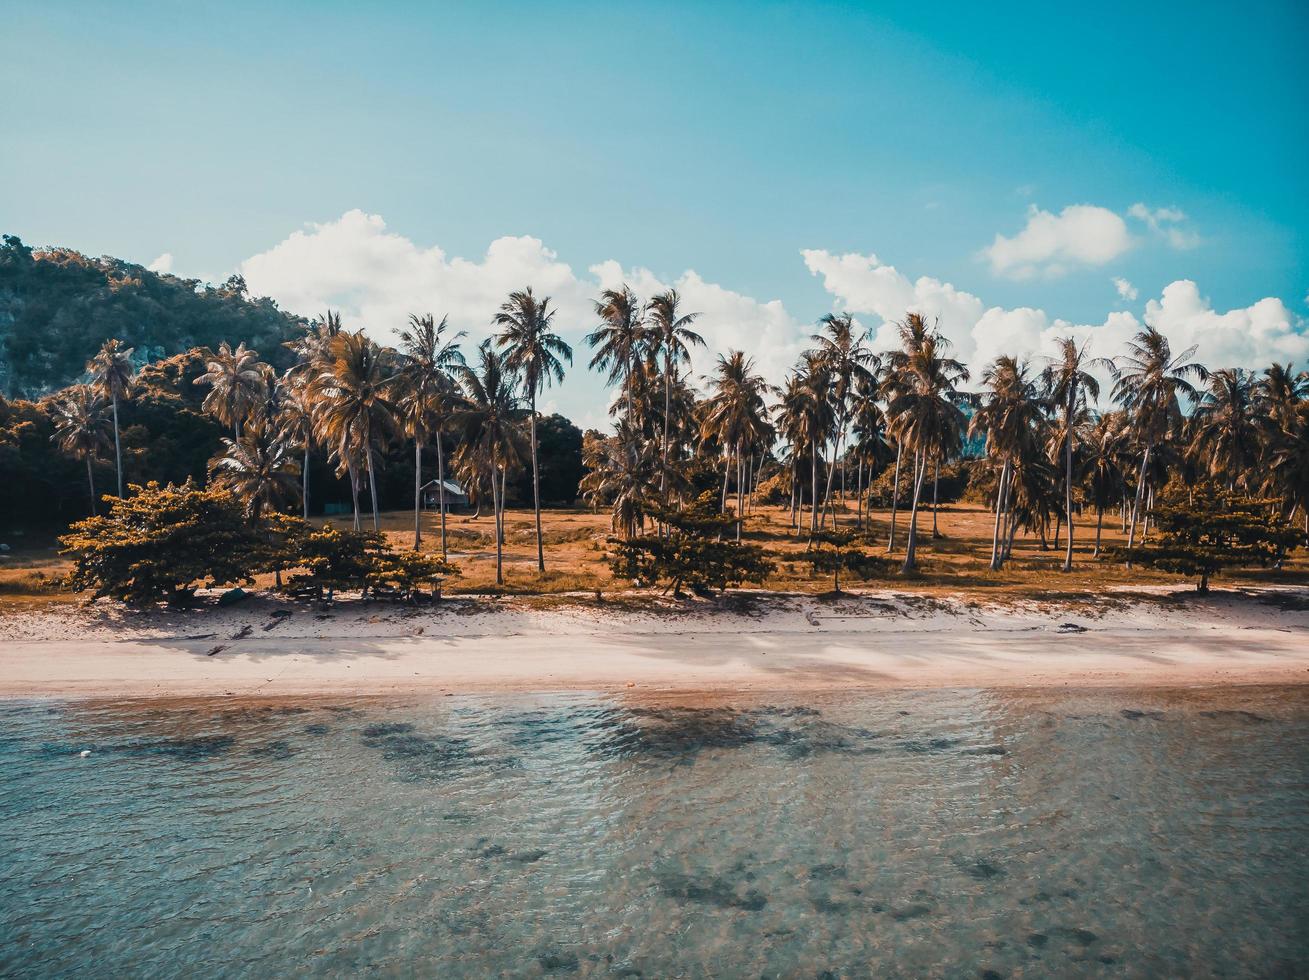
2 687 1307 978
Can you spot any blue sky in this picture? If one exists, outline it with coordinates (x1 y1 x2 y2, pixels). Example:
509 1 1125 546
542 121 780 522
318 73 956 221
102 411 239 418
3 0 1306 422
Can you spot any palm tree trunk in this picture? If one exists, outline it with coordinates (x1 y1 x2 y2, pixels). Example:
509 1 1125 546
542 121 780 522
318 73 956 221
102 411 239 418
347 458 361 530
414 436 423 549
856 456 864 529
721 450 731 512
661 358 672 502
492 448 503 586
931 454 940 538
1094 505 1104 557
111 393 123 498
810 448 819 534
85 455 98 515
436 430 448 560
820 415 844 529
990 458 1010 571
1062 421 1075 572
302 446 310 520
901 448 929 572
887 441 902 551
1126 440 1153 554
501 462 509 546
530 393 544 573
365 444 380 532
789 458 798 527
735 445 744 542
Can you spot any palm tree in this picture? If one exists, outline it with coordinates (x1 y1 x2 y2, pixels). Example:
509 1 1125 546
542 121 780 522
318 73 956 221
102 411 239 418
195 341 265 439
882 313 937 550
398 313 466 552
969 355 1046 570
49 385 109 514
277 376 315 519
1042 337 1102 571
1190 368 1264 491
494 288 573 572
208 419 302 520
310 331 398 531
1256 362 1309 431
646 289 704 502
1109 326 1205 551
578 420 662 539
451 341 524 585
587 286 648 425
1081 412 1128 556
87 338 135 497
1265 402 1309 538
699 351 773 540
810 312 879 527
848 375 889 529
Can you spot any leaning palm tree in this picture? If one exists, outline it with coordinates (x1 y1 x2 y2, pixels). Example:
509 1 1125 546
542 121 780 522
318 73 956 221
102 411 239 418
810 312 879 526
451 341 525 585
86 338 135 497
1041 337 1102 571
208 419 302 520
310 331 398 532
49 385 109 514
494 288 573 572
195 341 265 439
1109 326 1205 551
397 313 466 552
646 289 704 502
587 286 648 425
1190 368 1265 491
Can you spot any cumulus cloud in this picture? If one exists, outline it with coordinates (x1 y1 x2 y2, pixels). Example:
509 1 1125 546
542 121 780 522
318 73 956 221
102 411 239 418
147 252 174 274
240 210 811 426
804 247 1307 400
1113 277 1138 301
980 204 1133 279
1127 203 1201 250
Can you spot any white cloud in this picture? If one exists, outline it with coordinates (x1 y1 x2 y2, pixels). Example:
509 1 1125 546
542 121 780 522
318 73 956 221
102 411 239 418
980 204 1133 279
804 247 1307 398
1128 203 1201 250
1113 277 1138 301
147 252 174 274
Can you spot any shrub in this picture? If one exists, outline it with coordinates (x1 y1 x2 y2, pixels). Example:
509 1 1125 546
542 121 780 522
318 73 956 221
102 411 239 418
368 549 459 601
59 481 264 605
804 529 893 592
607 492 775 597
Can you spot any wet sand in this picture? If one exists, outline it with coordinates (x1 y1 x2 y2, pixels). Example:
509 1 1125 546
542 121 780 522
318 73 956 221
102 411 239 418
3 587 1306 698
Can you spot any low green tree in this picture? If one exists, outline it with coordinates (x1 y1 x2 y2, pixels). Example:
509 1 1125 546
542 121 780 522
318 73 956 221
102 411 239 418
59 481 263 605
805 529 893 593
1117 486 1301 592
285 522 390 600
369 549 459 602
608 492 775 597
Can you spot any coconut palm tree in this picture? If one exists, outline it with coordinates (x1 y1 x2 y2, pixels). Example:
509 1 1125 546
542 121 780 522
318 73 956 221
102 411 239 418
494 288 573 572
451 341 525 585
646 289 704 502
397 313 466 552
208 418 302 520
1081 411 1128 556
1109 326 1205 551
1041 337 1103 571
882 313 939 550
195 341 265 439
587 286 648 425
1265 402 1309 538
848 375 889 529
810 312 879 526
1190 368 1265 491
699 351 773 540
310 331 398 532
1256 362 1309 431
277 376 315 519
49 384 109 514
87 338 135 497
578 420 663 539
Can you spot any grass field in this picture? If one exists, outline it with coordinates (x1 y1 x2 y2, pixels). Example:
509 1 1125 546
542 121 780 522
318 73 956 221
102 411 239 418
4 498 1306 612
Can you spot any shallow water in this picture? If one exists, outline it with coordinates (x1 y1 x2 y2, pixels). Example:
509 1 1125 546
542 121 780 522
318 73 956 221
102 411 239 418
2 686 1307 978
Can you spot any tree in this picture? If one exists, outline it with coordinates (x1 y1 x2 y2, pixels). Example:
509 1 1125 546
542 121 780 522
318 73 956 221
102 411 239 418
646 289 704 504
1117 486 1301 592
48 385 109 515
512 413 583 504
587 286 648 424
194 341 265 439
207 418 302 520
1081 412 1128 556
607 492 775 597
286 522 390 601
805 528 892 593
700 351 773 540
494 287 572 572
87 338 135 497
810 312 878 526
1189 368 1265 491
59 481 265 606
579 421 661 539
451 341 525 585
1042 337 1102 571
397 313 465 552
310 331 398 531
1109 326 1205 552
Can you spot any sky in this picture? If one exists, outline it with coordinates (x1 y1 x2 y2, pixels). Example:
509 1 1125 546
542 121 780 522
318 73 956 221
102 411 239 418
2 0 1307 426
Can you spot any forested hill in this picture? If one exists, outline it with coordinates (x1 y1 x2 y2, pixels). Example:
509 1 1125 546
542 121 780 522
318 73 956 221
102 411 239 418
0 235 306 397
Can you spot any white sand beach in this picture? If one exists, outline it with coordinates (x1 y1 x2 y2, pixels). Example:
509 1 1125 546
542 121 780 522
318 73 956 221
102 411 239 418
2 587 1306 699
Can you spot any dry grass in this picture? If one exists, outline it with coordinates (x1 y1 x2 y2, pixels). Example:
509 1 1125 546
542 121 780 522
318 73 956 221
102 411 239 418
4 500 1306 612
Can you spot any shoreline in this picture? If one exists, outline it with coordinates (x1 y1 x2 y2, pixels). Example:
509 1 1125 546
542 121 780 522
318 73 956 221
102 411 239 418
3 586 1307 700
